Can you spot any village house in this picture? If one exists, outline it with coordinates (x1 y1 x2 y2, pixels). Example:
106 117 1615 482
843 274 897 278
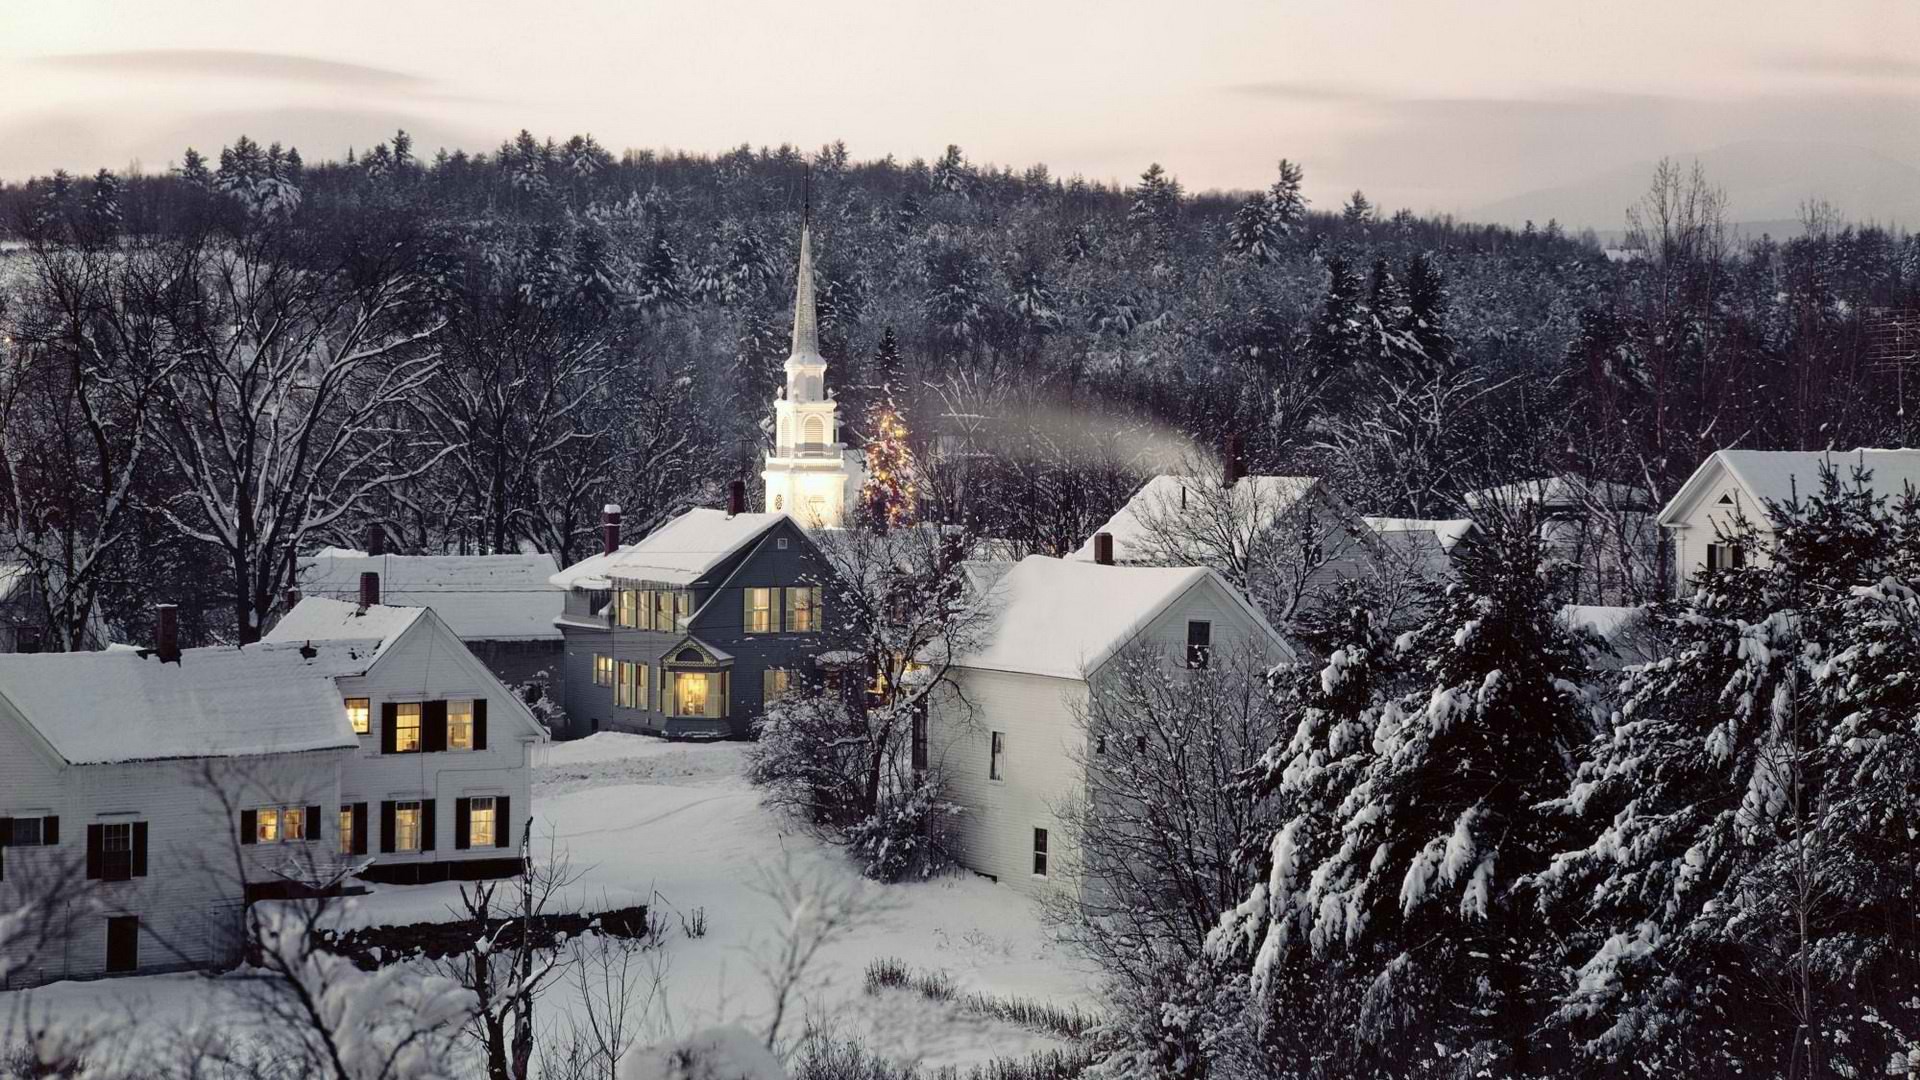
548 487 845 740
1464 473 1660 604
1361 516 1478 580
1656 448 1920 596
292 531 563 691
0 563 110 653
263 583 545 884
924 541 1296 898
1068 461 1385 630
0 607 358 987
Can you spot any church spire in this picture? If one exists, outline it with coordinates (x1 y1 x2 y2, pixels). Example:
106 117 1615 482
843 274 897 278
789 224 821 361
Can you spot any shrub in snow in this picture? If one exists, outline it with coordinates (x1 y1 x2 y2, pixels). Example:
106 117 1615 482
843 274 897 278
619 1025 786 1080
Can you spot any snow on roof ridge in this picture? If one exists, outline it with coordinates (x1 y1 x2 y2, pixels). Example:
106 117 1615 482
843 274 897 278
1069 474 1320 563
956 554 1220 680
550 509 791 591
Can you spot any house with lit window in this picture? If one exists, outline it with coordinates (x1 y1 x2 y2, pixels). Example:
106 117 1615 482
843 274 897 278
263 590 546 884
1656 448 1920 596
0 607 361 987
548 492 846 740
923 545 1295 898
291 539 564 690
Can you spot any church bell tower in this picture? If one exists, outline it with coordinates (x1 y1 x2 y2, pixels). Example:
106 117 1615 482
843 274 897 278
762 224 860 527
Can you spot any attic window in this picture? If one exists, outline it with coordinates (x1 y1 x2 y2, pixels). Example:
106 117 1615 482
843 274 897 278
676 647 708 663
777 537 790 550
1717 493 1734 505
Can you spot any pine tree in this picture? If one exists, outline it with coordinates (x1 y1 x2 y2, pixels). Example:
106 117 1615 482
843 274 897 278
1342 189 1375 227
1220 511 1592 1076
860 329 915 529
1269 158 1308 230
1307 256 1371 383
1402 252 1455 373
86 169 121 241
1227 196 1278 264
176 147 212 189
633 222 686 311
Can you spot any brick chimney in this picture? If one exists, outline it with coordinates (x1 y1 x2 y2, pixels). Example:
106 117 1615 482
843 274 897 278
285 587 302 610
1223 434 1246 488
1093 532 1115 566
726 480 746 518
154 604 180 663
358 571 380 611
601 504 622 556
365 523 386 557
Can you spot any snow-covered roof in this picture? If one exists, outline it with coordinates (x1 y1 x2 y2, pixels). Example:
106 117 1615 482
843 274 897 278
1559 604 1646 642
1465 476 1653 511
1362 517 1476 552
1659 448 1920 528
262 597 426 650
0 641 370 765
295 552 562 641
1069 475 1319 564
550 510 790 591
955 555 1287 681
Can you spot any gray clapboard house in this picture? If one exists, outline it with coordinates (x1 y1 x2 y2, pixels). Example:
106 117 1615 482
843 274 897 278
548 489 846 740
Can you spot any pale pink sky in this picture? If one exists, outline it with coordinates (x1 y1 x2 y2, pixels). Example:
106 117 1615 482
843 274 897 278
4 0 1918 227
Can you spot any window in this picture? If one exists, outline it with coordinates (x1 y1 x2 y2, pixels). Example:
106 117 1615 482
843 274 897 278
763 667 792 702
345 698 370 735
675 590 692 624
655 590 674 631
675 671 713 716
100 822 133 881
9 817 44 846
593 655 614 687
784 587 820 632
251 806 306 843
449 700 474 750
775 494 784 510
745 588 777 633
1094 734 1106 756
282 807 305 841
777 537 790 550
1032 828 1049 878
1186 621 1213 670
395 802 423 852
469 797 497 847
394 703 422 753
1707 542 1746 571
256 807 280 843
630 664 648 710
989 732 1005 781
617 589 639 628
339 807 354 855
615 661 637 707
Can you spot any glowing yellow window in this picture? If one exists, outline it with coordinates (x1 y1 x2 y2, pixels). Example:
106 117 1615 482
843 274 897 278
449 700 474 750
256 807 280 843
345 697 370 735
470 796 496 847
593 655 614 686
745 588 776 633
784 587 819 632
675 671 711 716
394 702 422 752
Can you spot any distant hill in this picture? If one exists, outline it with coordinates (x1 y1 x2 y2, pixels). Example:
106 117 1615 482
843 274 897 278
1473 141 1920 239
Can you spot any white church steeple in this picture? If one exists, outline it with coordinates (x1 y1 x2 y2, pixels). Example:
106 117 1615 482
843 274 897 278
762 222 863 528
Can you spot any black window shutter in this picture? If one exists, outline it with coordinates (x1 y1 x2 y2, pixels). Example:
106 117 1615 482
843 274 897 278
0 817 12 847
306 805 322 843
380 801 396 853
473 700 488 751
420 799 437 851
423 701 448 753
131 822 148 877
42 816 57 846
85 824 102 879
454 798 471 850
495 796 512 849
380 703 398 754
240 809 257 845
352 803 369 856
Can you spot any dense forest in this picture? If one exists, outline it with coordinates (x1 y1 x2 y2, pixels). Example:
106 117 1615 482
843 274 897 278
1 130 1916 648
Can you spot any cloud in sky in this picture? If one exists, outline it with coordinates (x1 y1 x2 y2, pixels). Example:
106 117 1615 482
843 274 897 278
31 49 429 90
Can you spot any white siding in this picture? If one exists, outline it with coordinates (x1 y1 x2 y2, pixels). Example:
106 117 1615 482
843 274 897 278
927 576 1288 899
0 704 346 987
1669 471 1774 596
333 619 538 865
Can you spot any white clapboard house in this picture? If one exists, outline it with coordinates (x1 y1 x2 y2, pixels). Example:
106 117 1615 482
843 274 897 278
1657 448 1920 596
924 544 1296 897
0 607 361 986
1068 472 1383 628
264 580 545 884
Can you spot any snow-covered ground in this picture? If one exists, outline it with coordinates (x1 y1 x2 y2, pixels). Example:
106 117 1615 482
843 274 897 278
3 733 1098 1073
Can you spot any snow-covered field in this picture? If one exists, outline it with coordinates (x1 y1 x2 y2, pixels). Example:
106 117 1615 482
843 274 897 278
4 733 1097 1072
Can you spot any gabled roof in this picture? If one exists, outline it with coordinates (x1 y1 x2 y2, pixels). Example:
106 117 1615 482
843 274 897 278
1465 475 1654 511
296 552 562 641
550 510 791 591
1068 475 1320 564
263 597 426 650
954 555 1292 681
0 641 370 765
1364 517 1477 577
1658 448 1920 528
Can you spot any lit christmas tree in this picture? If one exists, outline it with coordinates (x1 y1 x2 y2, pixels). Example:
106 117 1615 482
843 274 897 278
861 329 916 529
